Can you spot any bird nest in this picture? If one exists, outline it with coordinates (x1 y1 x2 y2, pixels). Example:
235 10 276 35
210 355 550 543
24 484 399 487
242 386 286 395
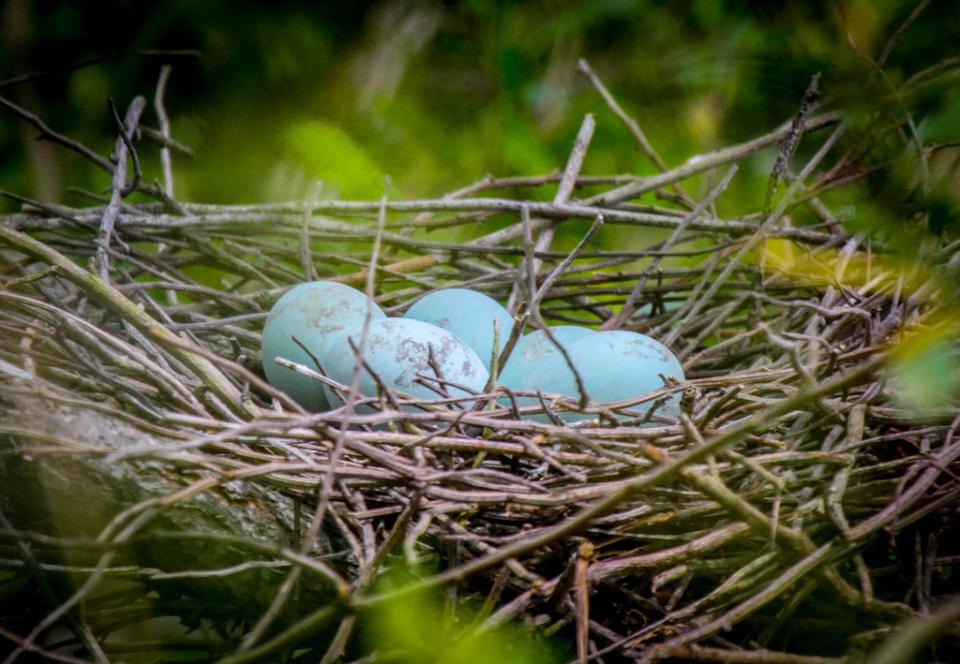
2 69 959 664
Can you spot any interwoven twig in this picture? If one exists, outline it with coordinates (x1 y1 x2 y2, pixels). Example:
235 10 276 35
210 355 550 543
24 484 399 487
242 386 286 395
1 57 958 664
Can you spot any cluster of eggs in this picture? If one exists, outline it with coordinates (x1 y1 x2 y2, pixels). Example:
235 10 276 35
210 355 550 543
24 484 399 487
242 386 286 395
260 281 684 421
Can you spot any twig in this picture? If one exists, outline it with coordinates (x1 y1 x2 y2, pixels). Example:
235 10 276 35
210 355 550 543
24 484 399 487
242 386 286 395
356 352 886 609
507 113 596 311
876 0 934 69
300 181 323 280
664 120 848 347
0 49 201 90
603 165 737 330
95 96 146 281
764 73 821 214
153 65 175 198
532 214 604 306
3 197 840 244
587 112 839 207
575 540 594 664
522 215 604 409
236 180 389 652
577 58 695 208
653 645 845 663
0 95 113 171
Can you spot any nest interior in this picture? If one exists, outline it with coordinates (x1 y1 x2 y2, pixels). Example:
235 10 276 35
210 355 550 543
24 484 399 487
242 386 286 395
2 70 960 664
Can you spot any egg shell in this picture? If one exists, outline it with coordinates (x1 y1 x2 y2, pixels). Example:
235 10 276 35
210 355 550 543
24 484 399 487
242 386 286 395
403 288 513 371
322 317 489 411
261 281 384 410
498 326 596 390
639 299 684 315
520 330 684 423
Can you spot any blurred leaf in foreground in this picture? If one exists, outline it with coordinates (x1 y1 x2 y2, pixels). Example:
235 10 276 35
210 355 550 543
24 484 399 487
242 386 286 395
361 568 556 663
758 238 929 295
888 313 960 416
760 236 960 417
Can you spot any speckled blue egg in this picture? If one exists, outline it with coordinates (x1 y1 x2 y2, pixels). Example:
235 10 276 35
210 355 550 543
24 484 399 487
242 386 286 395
521 330 685 423
498 326 596 389
403 288 513 371
321 317 489 410
261 281 385 410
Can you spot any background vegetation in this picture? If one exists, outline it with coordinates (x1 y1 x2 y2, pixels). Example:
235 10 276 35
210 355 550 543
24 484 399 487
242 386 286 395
3 1 956 216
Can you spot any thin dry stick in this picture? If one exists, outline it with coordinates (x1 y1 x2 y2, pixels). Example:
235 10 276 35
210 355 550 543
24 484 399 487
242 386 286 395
3 191 839 245
876 0 933 69
764 73 821 214
0 95 113 172
300 182 323 280
664 120 847 348
0 626 92 664
603 164 738 330
575 540 594 664
0 49 201 90
153 65 174 198
95 95 146 281
587 112 839 207
0 510 110 664
0 224 250 415
236 183 389 652
526 215 604 408
577 57 695 208
507 112 596 312
355 351 886 610
655 645 845 663
532 214 605 306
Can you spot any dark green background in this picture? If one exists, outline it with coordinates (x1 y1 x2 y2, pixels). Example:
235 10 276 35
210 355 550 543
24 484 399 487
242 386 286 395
3 0 957 222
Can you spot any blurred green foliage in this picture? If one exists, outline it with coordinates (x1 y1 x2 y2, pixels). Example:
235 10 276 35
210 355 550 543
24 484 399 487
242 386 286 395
281 120 386 199
891 336 960 415
360 566 559 663
888 312 960 416
2 0 957 220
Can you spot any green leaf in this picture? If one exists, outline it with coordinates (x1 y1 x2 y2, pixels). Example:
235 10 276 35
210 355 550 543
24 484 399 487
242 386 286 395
890 335 960 415
282 120 385 199
362 568 557 663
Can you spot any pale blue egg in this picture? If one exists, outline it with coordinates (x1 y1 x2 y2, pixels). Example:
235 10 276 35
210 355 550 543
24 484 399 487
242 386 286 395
261 281 384 410
520 330 684 423
321 317 489 411
498 326 596 389
403 288 513 371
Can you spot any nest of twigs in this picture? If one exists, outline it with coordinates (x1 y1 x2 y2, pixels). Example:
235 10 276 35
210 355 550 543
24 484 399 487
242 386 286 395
2 66 959 664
